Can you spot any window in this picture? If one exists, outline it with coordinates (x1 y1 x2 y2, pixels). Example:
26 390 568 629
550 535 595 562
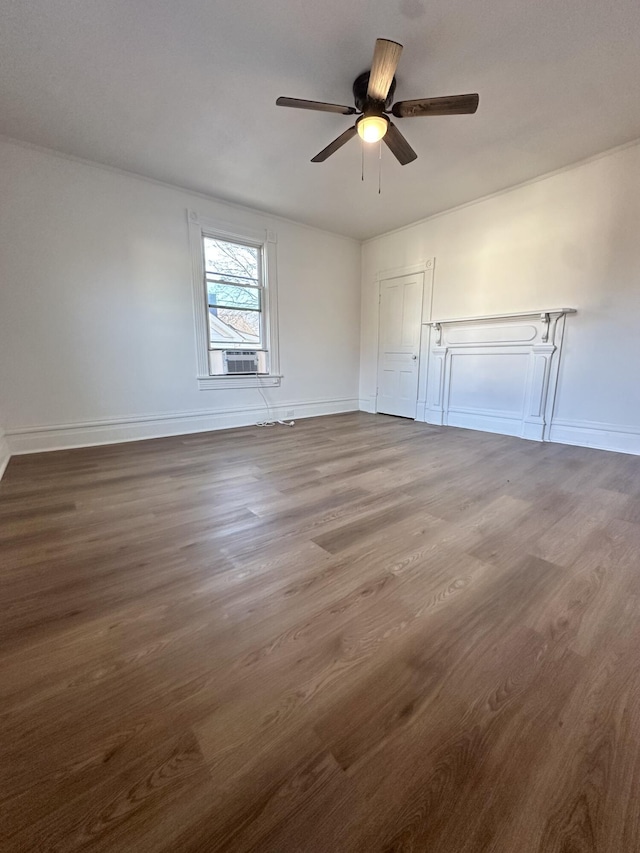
188 211 280 389
205 237 263 349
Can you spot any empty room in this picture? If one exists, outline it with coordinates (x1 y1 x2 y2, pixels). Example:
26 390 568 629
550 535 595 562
2 1 640 851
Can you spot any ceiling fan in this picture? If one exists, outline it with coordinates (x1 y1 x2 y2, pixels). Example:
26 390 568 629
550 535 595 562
276 38 479 165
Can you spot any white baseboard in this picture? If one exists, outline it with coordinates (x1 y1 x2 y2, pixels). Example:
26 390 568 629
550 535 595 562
548 418 640 456
358 396 377 414
426 413 640 455
0 432 11 481
6 405 639 459
445 409 531 440
6 397 359 455
424 405 444 426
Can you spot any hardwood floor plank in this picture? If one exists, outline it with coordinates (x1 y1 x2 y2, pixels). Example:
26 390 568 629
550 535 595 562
3 728 211 851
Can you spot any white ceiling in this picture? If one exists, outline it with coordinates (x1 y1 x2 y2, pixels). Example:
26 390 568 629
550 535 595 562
2 0 640 239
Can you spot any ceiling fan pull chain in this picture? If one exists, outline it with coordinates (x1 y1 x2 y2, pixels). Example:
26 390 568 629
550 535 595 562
378 140 382 195
361 142 364 182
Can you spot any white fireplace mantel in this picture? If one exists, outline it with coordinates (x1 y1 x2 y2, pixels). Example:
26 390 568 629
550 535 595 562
423 308 576 441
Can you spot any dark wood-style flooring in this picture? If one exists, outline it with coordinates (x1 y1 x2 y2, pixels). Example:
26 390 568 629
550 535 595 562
2 412 640 852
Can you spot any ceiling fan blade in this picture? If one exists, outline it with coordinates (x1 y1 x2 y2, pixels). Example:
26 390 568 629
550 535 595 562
383 123 417 165
311 126 358 162
276 97 356 115
392 93 479 118
367 38 403 102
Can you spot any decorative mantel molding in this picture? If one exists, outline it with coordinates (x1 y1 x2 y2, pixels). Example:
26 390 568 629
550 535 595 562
424 308 576 441
430 308 576 325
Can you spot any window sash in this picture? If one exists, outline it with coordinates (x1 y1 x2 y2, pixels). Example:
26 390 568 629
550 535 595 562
204 271 261 286
205 276 264 348
202 236 261 285
208 305 262 313
208 311 264 345
206 281 262 313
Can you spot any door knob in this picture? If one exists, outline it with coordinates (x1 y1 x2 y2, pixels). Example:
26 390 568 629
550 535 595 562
411 354 417 360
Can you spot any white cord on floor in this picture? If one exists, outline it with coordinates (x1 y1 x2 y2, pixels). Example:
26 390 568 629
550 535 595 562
254 370 295 428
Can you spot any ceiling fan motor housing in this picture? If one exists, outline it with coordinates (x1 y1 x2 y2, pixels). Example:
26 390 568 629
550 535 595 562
353 71 396 113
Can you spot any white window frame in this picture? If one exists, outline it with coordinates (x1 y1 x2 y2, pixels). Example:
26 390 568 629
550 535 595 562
188 210 281 390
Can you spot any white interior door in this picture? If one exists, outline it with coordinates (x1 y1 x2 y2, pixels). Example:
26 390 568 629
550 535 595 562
377 273 424 418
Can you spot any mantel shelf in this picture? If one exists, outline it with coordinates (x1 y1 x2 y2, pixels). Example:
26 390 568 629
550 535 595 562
430 308 576 326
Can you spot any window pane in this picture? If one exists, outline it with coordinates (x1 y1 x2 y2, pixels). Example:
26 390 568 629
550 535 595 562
209 307 261 347
207 282 260 311
203 237 259 284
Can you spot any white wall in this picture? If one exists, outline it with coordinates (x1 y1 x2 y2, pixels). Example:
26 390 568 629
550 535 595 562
0 139 361 453
361 141 640 454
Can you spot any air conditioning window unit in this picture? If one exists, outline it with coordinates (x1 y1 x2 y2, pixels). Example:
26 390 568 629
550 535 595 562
223 350 260 375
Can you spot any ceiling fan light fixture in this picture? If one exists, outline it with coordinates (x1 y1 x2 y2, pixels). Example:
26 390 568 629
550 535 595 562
357 115 389 144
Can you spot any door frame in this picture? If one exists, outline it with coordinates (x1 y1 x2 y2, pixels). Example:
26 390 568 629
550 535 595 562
374 259 435 420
